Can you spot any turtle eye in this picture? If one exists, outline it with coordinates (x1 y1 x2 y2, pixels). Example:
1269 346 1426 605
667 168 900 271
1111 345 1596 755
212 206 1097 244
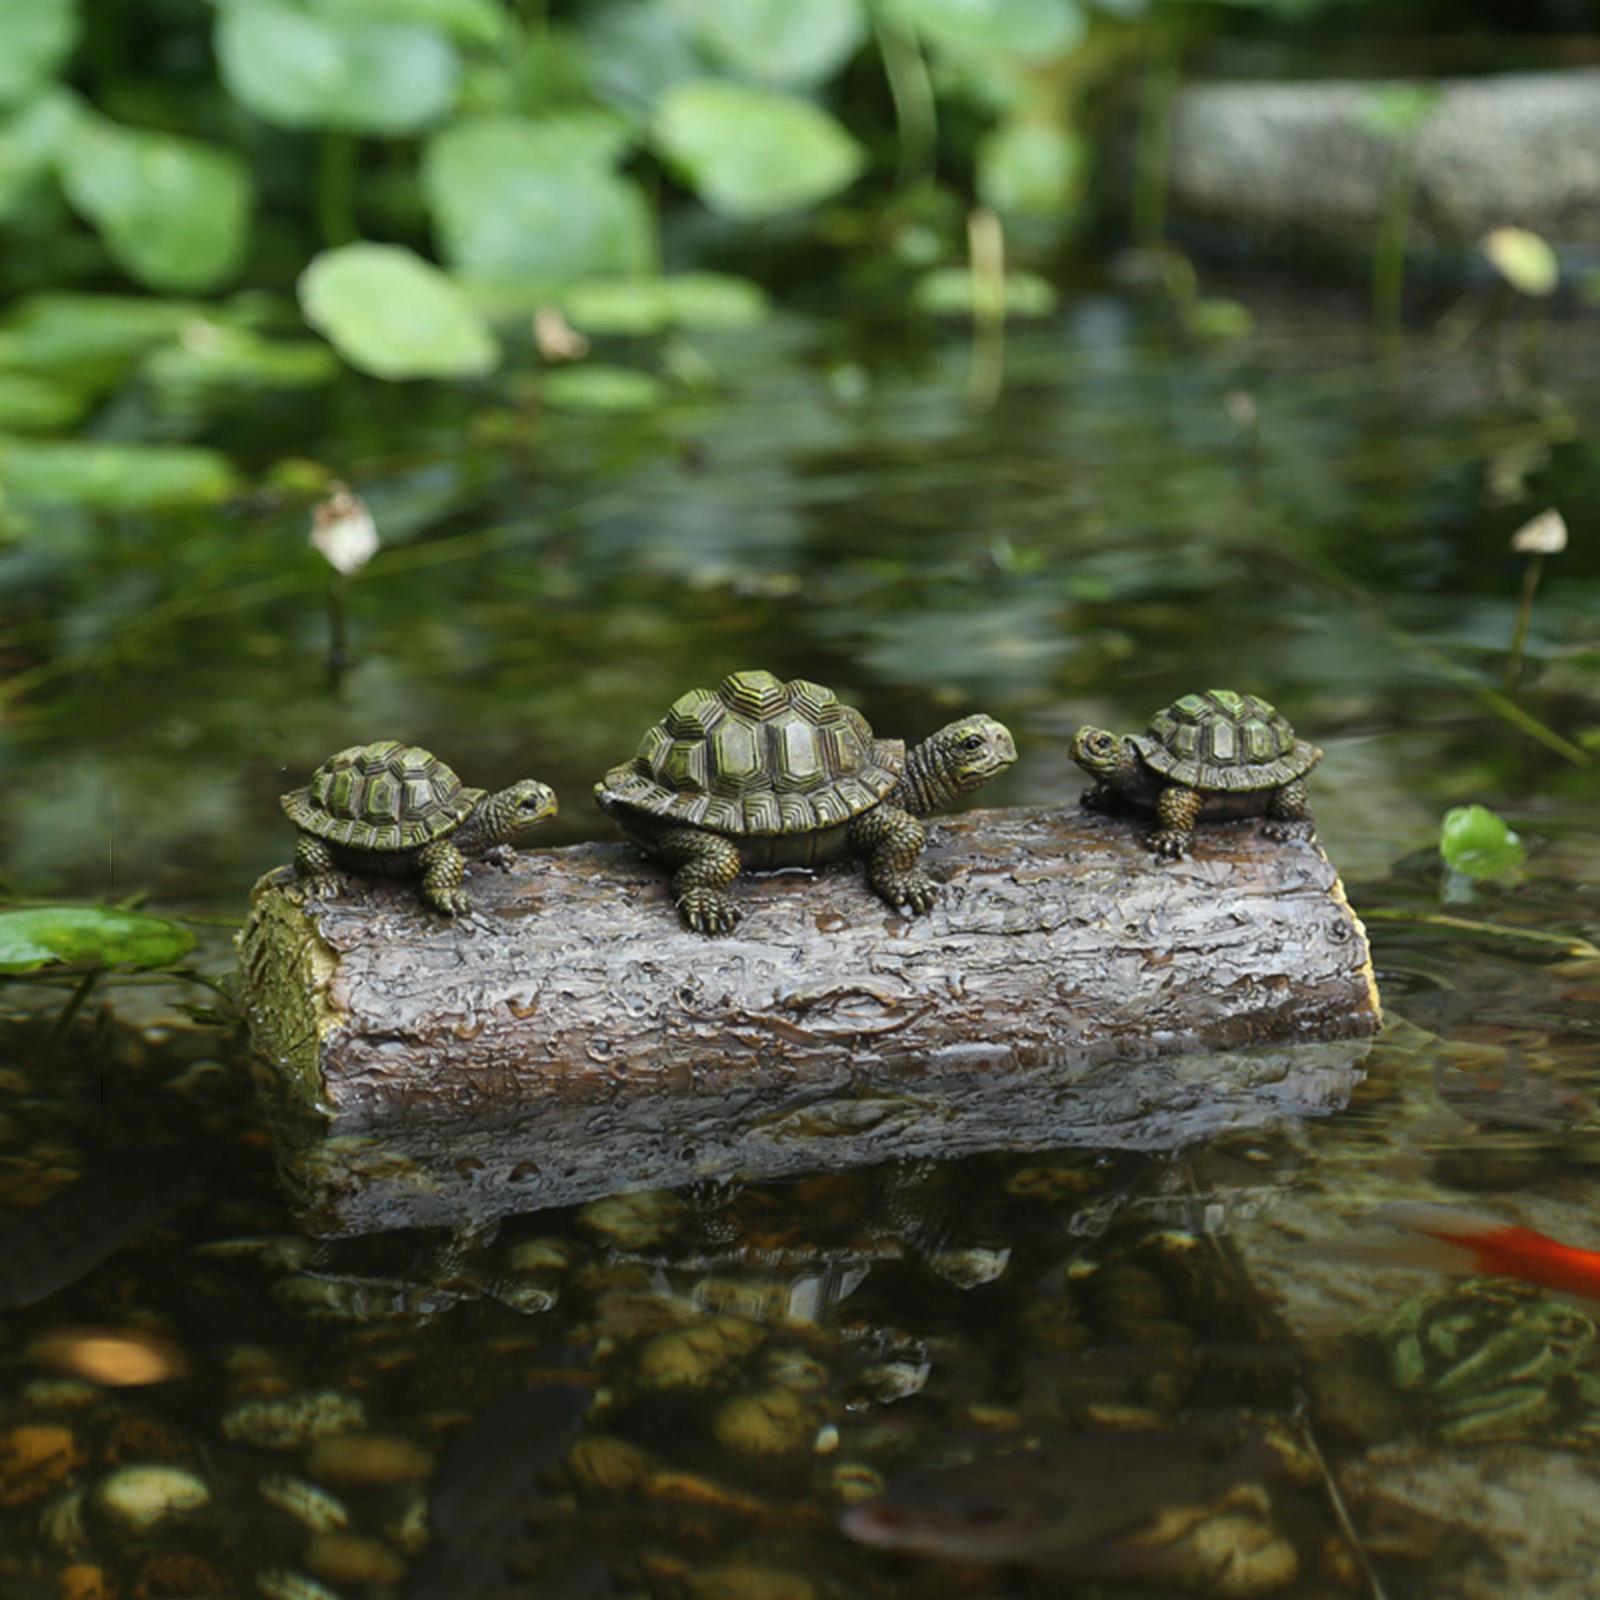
962 733 985 752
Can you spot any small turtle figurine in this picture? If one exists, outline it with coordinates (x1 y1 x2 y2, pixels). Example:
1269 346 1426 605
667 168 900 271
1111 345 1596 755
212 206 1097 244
1070 689 1320 859
595 669 1017 933
282 740 558 916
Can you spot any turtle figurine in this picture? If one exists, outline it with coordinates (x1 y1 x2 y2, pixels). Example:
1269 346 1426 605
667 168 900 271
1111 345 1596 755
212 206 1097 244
281 740 558 916
1070 689 1320 859
595 669 1017 933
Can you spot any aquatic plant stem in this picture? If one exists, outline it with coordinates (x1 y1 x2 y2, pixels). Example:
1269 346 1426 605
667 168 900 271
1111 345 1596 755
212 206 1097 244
317 132 359 247
1504 553 1544 691
1371 135 1418 335
1360 907 1600 960
326 575 350 692
1132 46 1180 248
968 207 1006 409
871 6 936 190
45 971 100 1056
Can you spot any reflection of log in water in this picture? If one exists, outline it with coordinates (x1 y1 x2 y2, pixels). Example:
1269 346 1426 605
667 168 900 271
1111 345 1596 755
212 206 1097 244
237 806 1379 1234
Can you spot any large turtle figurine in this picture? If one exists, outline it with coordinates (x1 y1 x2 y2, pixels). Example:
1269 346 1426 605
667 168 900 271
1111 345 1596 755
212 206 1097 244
595 670 1017 933
1070 689 1320 859
282 740 558 915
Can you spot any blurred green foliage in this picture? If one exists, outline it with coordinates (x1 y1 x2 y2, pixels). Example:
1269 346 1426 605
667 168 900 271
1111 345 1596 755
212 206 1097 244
0 905 196 974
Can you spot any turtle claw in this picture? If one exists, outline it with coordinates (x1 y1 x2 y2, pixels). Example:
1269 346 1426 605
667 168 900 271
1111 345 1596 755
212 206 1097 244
1262 819 1314 843
1148 830 1191 861
879 873 939 916
427 888 473 917
678 889 742 935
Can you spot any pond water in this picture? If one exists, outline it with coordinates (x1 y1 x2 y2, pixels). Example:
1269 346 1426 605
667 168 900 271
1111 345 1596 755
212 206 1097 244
2 284 1598 1598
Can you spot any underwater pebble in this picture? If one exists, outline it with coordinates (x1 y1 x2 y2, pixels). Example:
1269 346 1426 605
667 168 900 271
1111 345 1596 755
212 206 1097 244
686 1564 817 1600
829 1461 885 1503
637 1317 764 1390
857 1361 930 1404
198 1235 315 1272
566 1435 653 1498
28 1326 187 1386
0 1424 85 1507
258 1474 349 1533
712 1387 816 1456
577 1190 687 1251
304 1433 433 1486
1004 1164 1099 1201
57 1563 114 1600
507 1238 573 1274
763 1347 828 1393
22 1379 101 1409
492 1279 558 1315
38 1487 87 1551
303 1531 405 1586
385 1489 430 1557
222 1393 367 1450
95 1464 209 1530
1184 1512 1299 1597
257 1569 346 1600
926 1246 1011 1288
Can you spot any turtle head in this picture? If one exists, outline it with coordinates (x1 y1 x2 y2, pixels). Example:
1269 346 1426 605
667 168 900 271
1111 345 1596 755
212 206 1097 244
471 779 560 851
1070 726 1133 783
897 715 1017 815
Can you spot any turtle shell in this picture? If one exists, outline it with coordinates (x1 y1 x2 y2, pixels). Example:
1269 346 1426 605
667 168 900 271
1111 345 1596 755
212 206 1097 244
281 740 481 852
1132 689 1320 793
598 670 904 835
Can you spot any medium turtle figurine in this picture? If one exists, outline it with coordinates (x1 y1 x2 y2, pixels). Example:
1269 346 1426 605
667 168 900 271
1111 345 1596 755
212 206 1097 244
1070 689 1320 859
281 740 558 916
595 669 1016 933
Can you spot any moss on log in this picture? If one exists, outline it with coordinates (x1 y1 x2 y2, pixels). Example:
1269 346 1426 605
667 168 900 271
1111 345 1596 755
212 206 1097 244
236 806 1379 1234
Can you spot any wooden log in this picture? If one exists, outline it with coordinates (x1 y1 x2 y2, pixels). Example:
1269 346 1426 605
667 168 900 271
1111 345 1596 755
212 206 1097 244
237 806 1380 1234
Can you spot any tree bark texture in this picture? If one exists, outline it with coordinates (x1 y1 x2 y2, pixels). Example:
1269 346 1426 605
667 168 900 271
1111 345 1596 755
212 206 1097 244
236 806 1380 1234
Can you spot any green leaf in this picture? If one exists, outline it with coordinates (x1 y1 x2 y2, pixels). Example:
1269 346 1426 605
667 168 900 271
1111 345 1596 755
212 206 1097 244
0 0 81 110
0 293 212 373
423 114 651 285
1440 804 1526 881
562 272 768 334
654 80 864 218
582 0 707 120
0 439 238 509
215 0 459 135
675 0 865 85
58 116 253 293
142 324 341 391
313 0 509 47
0 906 195 975
541 364 667 413
977 119 1082 215
913 267 1058 317
0 88 78 219
299 243 500 379
0 372 91 431
1482 226 1559 298
1359 84 1441 141
887 0 1085 59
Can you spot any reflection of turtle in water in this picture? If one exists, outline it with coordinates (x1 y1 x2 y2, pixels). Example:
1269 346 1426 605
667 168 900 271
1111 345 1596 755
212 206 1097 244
1070 689 1320 859
595 670 1016 933
282 740 558 916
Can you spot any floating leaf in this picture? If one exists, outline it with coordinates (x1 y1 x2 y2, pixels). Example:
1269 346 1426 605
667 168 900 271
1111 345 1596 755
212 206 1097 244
654 80 864 218
977 119 1082 216
1440 804 1526 882
1483 226 1559 298
0 906 195 975
142 324 340 391
675 0 865 85
562 272 768 334
0 0 81 109
541 364 667 413
299 243 500 379
314 0 508 47
59 115 253 293
215 0 459 135
0 439 238 509
0 373 90 431
582 0 706 120
423 114 651 285
886 0 1084 59
0 294 212 375
913 267 1058 317
0 88 78 219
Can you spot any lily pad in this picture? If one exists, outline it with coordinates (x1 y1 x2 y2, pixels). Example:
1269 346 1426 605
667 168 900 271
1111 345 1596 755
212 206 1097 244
423 114 651 284
675 0 865 86
978 118 1082 215
314 0 509 47
299 243 500 379
1440 805 1526 882
142 324 340 391
0 88 78 220
0 0 80 109
541 364 667 413
886 0 1084 59
0 906 195 975
562 273 768 334
0 294 214 380
59 115 253 293
913 267 1058 317
0 439 238 509
654 80 865 219
0 372 91 431
215 0 459 135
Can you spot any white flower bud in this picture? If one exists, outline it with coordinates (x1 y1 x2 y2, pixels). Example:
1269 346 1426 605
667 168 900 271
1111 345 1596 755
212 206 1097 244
1510 508 1567 555
310 482 378 576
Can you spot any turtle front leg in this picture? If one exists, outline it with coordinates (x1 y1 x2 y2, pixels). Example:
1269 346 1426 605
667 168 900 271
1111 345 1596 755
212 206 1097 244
1078 782 1118 814
1263 779 1315 842
1149 785 1202 860
293 833 342 897
417 838 472 917
850 805 936 915
656 829 743 934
